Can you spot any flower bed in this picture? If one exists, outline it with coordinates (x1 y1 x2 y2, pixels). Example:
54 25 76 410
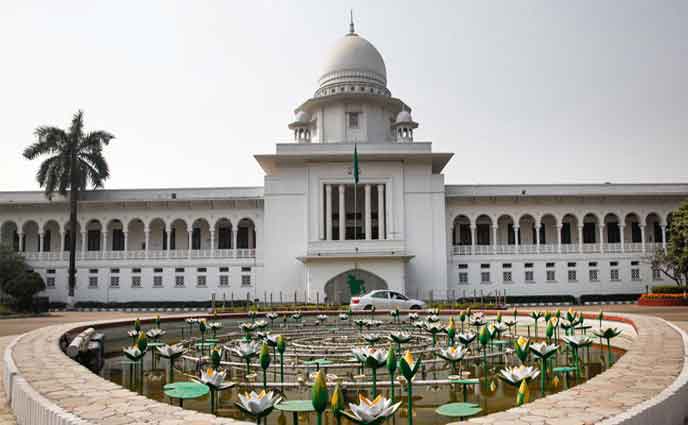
638 293 688 306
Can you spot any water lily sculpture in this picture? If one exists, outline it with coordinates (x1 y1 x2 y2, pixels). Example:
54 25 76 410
427 314 440 323
352 347 387 397
388 332 412 353
425 322 444 347
145 327 166 341
291 312 303 323
240 322 257 341
341 394 402 425
593 327 622 366
236 390 281 424
266 312 279 327
437 345 467 375
207 321 222 338
311 370 329 425
317 314 328 322
255 319 268 331
469 315 486 329
408 312 419 322
498 365 540 386
127 329 139 345
276 335 286 384
196 368 235 413
562 335 592 376
230 341 261 376
355 319 367 333
339 313 349 321
529 342 558 396
157 343 186 383
398 351 421 425
457 331 477 347
513 336 530 364
492 322 508 340
363 334 381 344
529 311 544 337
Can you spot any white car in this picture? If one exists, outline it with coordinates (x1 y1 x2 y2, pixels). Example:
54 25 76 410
350 290 425 311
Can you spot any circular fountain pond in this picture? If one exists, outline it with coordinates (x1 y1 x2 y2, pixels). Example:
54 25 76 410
91 311 625 425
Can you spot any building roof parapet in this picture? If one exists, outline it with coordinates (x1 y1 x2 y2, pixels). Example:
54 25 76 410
445 183 688 198
0 186 264 205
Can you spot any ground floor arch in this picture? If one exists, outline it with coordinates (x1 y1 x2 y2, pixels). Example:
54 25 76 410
324 268 389 305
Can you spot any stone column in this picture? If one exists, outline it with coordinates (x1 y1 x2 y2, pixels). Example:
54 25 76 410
319 185 325 240
599 225 604 254
578 225 584 253
38 232 43 253
144 229 150 259
187 228 193 257
233 227 239 258
18 232 24 252
557 225 563 254
377 184 385 240
210 229 215 256
364 184 372 240
81 231 86 258
102 231 107 259
513 225 520 251
492 225 498 254
338 185 345 241
123 231 128 254
58 231 64 256
640 224 646 253
619 224 625 253
248 224 254 248
325 184 333 241
535 224 541 254
661 225 667 250
166 227 171 258
471 225 477 254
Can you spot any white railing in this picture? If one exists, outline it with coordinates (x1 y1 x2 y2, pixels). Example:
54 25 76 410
453 245 472 255
451 241 664 256
624 243 643 253
582 243 599 253
606 243 622 253
307 239 406 256
540 244 558 254
20 248 257 262
519 244 538 254
561 244 578 253
474 245 493 255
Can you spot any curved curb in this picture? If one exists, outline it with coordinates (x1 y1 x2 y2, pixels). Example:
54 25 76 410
598 318 688 425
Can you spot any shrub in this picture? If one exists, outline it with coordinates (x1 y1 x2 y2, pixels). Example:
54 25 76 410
579 293 642 303
651 285 685 294
3 272 46 311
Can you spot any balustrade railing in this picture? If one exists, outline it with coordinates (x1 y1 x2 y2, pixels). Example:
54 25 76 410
19 248 257 262
452 241 663 256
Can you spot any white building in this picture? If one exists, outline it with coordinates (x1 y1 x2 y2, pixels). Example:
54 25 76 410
1 24 686 305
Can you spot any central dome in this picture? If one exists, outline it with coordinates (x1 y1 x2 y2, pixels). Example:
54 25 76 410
316 29 389 97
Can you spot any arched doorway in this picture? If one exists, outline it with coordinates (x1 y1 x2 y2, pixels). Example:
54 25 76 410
324 269 388 305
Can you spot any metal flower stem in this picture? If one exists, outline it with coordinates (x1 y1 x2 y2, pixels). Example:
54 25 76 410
246 358 251 377
606 339 613 366
371 367 378 398
316 412 323 425
390 370 395 402
572 348 580 378
406 381 413 425
279 352 285 385
263 368 268 390
168 358 175 383
209 388 216 414
139 358 144 394
540 358 546 396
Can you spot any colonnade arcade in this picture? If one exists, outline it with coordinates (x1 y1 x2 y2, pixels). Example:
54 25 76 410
0 216 257 258
321 183 386 241
451 211 672 255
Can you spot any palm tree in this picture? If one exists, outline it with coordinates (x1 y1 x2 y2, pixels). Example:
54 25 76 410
23 110 114 304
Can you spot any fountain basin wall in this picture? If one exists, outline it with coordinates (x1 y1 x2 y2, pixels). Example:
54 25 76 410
2 312 687 425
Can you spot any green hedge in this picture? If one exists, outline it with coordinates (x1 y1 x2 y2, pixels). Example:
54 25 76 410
579 293 641 303
651 285 686 294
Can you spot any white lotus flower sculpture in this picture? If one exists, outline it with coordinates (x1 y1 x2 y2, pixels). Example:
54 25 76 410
408 313 419 321
341 394 401 425
529 342 559 359
317 314 328 321
231 341 261 359
457 331 476 346
562 335 593 348
196 367 235 391
236 390 281 420
122 346 145 362
498 365 540 386
156 343 186 359
146 328 166 340
339 313 349 321
437 345 468 362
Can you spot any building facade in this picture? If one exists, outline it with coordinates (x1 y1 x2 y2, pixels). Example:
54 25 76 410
1 24 686 304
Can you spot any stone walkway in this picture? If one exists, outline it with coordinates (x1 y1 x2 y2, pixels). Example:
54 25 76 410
0 336 17 425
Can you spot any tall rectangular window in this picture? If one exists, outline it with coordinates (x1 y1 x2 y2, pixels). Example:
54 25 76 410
561 223 571 244
631 223 642 243
477 224 490 245
43 231 51 252
458 224 471 245
583 223 596 243
112 229 125 251
218 227 232 249
347 112 360 129
192 227 201 250
607 223 620 243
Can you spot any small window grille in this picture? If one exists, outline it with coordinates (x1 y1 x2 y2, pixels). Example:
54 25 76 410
241 275 251 286
154 268 163 273
568 270 577 282
131 276 142 288
525 271 534 282
46 277 55 288
502 263 512 269
110 276 120 288
503 271 512 283
219 275 229 287
652 269 662 281
480 272 490 283
175 276 185 287
458 272 468 284
589 269 599 282
525 263 534 268
88 277 98 288
480 264 490 269
219 267 229 272
610 269 620 281
153 276 163 287
458 264 468 269
197 275 207 287
631 269 640 281
546 270 556 282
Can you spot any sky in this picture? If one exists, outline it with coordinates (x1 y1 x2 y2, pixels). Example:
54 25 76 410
0 0 686 191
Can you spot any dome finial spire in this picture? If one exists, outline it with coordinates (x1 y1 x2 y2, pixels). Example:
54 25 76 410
349 10 355 34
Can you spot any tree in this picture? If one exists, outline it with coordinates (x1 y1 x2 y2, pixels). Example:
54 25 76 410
4 272 46 311
23 110 114 304
0 244 26 293
646 201 688 287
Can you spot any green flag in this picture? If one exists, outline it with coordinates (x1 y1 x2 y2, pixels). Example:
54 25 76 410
352 144 360 184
